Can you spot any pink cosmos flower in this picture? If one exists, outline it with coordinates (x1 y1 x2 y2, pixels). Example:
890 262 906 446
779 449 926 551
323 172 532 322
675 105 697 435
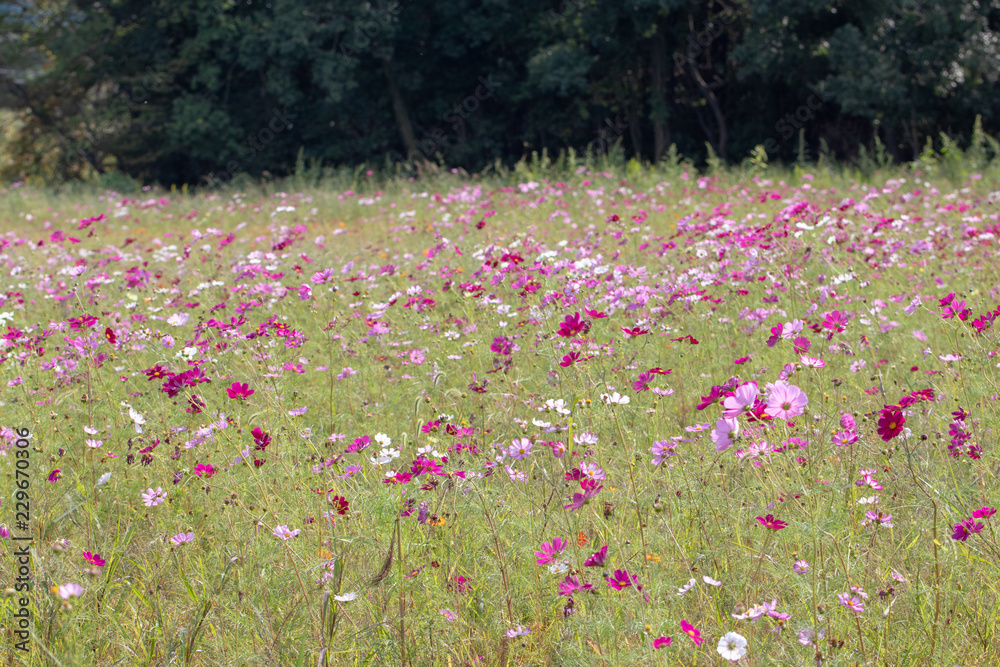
652 636 672 649
764 381 808 420
837 591 865 613
800 355 825 369
506 438 533 461
831 430 858 447
711 417 739 452
564 479 603 510
557 574 593 597
534 538 568 565
722 382 758 418
273 525 301 540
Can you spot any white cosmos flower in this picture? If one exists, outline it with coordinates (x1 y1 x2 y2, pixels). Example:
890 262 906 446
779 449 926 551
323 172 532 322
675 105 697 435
128 407 145 434
334 592 358 602
677 578 697 596
544 398 571 415
374 433 392 447
702 575 722 586
717 632 748 661
601 392 630 405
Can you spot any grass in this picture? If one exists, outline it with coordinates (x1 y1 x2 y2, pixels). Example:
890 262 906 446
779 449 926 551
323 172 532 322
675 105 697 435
1 155 1000 666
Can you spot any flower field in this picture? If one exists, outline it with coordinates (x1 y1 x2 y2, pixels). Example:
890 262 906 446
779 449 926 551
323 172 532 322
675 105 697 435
2 165 999 665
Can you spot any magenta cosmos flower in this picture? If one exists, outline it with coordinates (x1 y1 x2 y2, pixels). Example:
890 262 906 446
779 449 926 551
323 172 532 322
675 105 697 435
606 569 637 590
765 381 808 420
680 620 705 646
756 514 787 530
584 545 608 567
83 552 105 567
227 382 254 400
534 537 567 565
951 518 984 542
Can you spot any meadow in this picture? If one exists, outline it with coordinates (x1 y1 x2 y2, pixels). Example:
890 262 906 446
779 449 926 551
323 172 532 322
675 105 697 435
2 154 1000 666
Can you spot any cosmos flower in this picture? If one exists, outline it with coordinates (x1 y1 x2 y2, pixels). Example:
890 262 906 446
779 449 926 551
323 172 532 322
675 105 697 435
273 525 301 540
227 382 254 399
877 406 905 441
756 514 787 530
717 632 748 661
680 620 704 646
141 487 166 507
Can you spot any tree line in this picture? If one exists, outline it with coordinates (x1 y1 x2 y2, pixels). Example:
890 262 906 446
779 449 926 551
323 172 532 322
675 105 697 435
1 0 999 186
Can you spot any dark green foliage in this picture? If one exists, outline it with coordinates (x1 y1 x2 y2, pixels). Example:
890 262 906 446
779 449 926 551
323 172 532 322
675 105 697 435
2 0 1000 185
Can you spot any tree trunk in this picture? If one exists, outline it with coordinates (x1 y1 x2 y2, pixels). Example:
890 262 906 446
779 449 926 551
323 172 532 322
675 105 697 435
381 58 418 158
649 30 671 163
688 59 727 161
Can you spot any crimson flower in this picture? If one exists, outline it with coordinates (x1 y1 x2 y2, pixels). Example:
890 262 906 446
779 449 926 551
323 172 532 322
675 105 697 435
756 514 787 530
330 495 350 515
557 312 590 337
251 427 271 451
877 406 905 441
144 364 172 380
104 327 117 345
227 382 254 400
